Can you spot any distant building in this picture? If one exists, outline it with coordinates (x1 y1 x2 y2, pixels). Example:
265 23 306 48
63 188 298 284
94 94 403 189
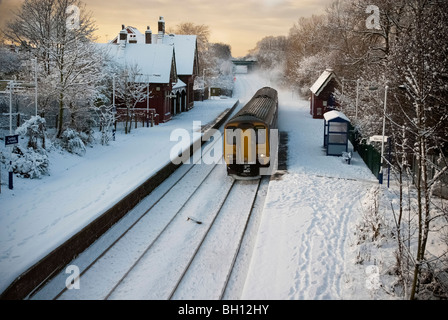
309 69 340 119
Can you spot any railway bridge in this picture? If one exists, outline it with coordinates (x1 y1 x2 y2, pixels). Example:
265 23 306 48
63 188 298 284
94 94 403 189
232 59 257 74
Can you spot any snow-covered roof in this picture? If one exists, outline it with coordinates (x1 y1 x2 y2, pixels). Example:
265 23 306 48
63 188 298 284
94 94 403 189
109 26 144 44
310 69 337 96
109 27 197 76
324 110 350 122
172 78 186 91
165 35 197 76
98 43 175 84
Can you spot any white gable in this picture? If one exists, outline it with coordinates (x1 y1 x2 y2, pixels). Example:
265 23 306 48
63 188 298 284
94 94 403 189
164 34 197 76
324 110 350 122
310 69 335 96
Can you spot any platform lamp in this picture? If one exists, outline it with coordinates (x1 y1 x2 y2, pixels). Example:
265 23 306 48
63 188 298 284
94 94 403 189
366 84 389 185
369 85 388 185
379 85 389 185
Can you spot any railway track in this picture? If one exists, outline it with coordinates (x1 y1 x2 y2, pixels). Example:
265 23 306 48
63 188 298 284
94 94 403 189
169 177 265 300
30 127 270 300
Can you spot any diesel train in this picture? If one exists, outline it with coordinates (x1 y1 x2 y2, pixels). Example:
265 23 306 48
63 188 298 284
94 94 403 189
223 87 279 178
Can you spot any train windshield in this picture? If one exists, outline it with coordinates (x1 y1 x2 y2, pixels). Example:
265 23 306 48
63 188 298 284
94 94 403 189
255 125 266 144
226 126 238 144
226 125 267 144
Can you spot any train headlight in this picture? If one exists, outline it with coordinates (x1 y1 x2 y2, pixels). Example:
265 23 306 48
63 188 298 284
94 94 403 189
226 154 234 162
258 153 269 165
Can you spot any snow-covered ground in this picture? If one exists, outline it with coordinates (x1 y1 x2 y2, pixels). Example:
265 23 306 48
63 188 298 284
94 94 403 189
0 98 237 296
1 72 429 300
241 81 382 299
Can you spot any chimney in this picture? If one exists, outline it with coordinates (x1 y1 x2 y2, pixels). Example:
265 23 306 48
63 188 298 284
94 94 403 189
158 16 165 43
119 25 127 48
145 26 152 44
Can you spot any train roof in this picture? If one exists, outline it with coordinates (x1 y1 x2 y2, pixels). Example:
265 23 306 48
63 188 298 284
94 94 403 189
228 87 278 125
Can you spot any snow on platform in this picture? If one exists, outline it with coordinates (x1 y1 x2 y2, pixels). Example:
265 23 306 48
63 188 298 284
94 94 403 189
0 98 237 295
241 92 380 300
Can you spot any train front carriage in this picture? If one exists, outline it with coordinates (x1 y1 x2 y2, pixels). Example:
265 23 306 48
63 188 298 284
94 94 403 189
223 87 278 178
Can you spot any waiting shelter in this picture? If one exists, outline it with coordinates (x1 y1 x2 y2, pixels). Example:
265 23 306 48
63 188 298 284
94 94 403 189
323 110 350 156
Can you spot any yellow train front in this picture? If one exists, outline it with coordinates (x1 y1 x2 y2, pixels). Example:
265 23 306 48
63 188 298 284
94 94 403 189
223 87 278 178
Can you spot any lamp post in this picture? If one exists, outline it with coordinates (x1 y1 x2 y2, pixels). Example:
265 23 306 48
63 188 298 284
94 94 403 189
378 85 388 185
8 80 14 190
112 74 116 141
32 58 38 116
147 83 150 127
366 84 389 186
355 79 360 119
202 68 211 100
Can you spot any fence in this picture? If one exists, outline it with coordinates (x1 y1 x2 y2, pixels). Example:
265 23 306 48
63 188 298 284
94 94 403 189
0 92 106 137
349 125 448 198
357 142 382 179
348 124 381 180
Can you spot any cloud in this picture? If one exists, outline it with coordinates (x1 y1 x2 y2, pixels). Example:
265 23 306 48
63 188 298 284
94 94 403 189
261 0 287 7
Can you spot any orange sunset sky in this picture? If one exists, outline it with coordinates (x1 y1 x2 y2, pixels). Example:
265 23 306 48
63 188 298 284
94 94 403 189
0 0 333 57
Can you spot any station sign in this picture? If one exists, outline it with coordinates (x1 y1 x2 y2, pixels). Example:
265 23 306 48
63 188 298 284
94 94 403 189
369 135 389 143
5 135 19 146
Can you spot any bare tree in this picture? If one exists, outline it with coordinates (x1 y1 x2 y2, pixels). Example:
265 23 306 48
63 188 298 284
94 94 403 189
170 22 210 53
249 36 287 71
170 22 211 81
114 64 148 134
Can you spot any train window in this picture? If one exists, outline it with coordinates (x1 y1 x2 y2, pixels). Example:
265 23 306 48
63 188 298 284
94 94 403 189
255 126 266 144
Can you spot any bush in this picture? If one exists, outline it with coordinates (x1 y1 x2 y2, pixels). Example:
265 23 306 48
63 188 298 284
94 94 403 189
11 145 49 179
8 116 50 179
60 128 87 156
15 116 47 150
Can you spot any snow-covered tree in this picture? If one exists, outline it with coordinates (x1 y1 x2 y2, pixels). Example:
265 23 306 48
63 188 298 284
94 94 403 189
15 115 47 150
249 36 287 70
280 1 447 299
384 0 448 299
12 115 49 178
284 14 330 90
5 0 99 137
0 47 22 77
